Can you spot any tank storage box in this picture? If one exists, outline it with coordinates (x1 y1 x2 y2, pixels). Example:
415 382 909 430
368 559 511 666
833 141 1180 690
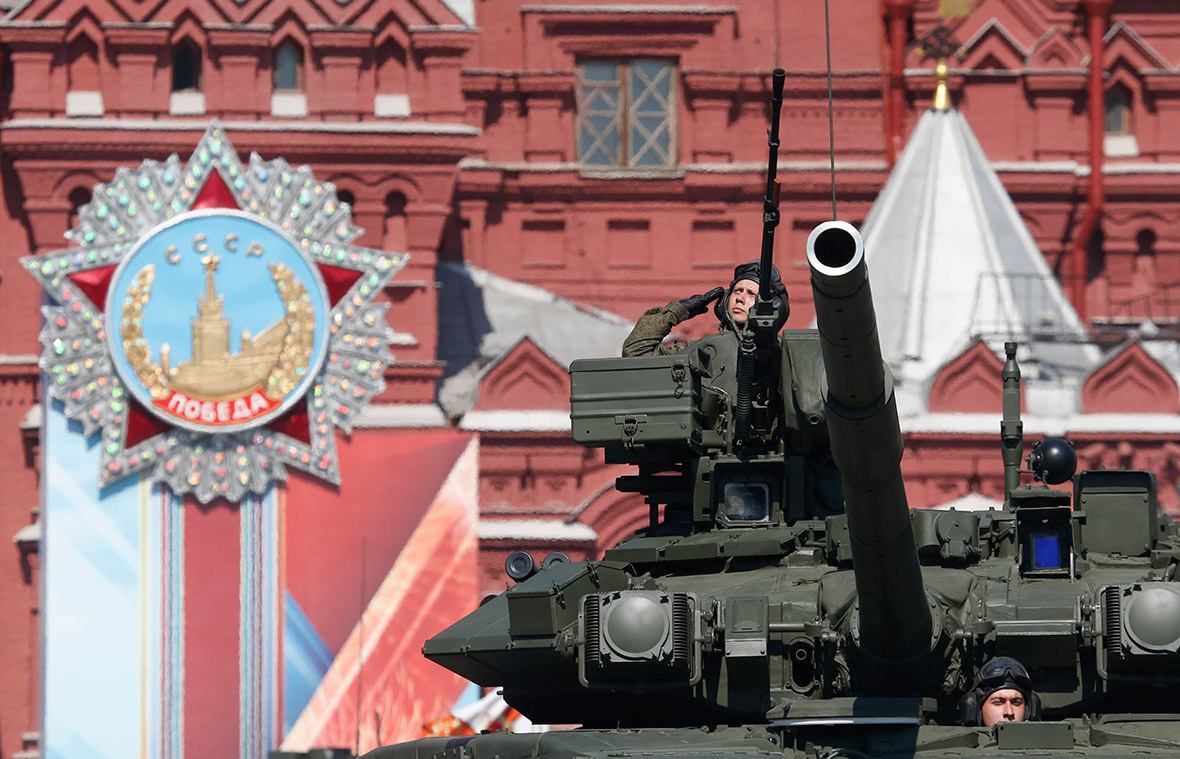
570 355 703 449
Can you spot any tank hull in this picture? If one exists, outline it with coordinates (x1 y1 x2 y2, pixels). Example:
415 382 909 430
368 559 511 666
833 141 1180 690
362 719 1180 759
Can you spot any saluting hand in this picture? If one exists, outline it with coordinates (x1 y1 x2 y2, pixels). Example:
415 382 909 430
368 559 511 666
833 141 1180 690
678 287 725 317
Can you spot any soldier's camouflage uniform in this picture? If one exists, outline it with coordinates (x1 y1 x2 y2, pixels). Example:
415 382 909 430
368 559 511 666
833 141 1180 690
621 300 699 357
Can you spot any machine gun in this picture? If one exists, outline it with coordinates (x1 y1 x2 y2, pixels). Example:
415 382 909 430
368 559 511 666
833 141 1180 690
735 67 787 443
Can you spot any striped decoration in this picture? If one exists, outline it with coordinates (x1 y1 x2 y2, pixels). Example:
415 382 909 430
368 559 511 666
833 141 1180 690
240 490 282 759
160 488 184 759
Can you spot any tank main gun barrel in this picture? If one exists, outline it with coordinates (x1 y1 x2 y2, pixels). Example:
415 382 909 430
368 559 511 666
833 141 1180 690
806 221 934 665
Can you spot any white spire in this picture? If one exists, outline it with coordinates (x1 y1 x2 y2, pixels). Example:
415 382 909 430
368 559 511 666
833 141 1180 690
860 108 1092 386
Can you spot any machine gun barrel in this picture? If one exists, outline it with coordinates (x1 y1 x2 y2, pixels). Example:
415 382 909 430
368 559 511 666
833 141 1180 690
735 68 786 443
806 221 933 665
758 68 786 308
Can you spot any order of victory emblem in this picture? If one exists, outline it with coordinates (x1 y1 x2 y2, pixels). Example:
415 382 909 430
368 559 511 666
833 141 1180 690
24 123 404 502
109 211 330 432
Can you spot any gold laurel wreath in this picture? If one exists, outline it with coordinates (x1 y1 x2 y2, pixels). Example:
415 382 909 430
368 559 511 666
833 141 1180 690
263 263 315 401
121 265 171 399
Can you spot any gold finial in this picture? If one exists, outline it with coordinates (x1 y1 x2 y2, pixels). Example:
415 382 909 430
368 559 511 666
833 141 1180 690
201 252 221 272
933 59 951 111
917 25 962 112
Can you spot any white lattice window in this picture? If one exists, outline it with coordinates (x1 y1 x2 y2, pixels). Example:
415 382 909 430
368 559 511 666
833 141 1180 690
576 59 677 169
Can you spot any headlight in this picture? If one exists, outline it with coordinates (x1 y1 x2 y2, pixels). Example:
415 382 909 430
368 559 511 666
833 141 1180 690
579 590 701 688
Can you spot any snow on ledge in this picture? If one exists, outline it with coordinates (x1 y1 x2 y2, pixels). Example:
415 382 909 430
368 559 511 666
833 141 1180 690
1 118 478 135
904 412 1180 437
460 410 571 432
478 518 597 542
353 403 447 429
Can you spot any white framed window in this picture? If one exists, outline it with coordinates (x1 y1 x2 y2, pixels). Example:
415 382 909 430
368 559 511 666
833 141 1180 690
576 59 677 169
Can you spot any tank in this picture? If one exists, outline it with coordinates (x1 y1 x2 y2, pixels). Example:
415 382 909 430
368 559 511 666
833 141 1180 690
361 82 1180 759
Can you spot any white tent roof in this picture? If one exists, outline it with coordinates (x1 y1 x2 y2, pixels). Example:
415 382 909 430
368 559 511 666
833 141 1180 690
860 108 1098 395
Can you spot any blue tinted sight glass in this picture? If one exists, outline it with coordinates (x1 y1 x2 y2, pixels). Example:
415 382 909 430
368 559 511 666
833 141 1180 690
723 482 769 521
1033 534 1060 569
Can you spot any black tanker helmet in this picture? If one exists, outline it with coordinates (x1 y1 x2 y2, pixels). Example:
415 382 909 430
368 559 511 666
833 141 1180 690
713 259 790 332
958 657 1041 726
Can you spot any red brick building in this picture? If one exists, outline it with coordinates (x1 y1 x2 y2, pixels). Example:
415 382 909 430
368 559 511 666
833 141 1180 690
4 0 1180 755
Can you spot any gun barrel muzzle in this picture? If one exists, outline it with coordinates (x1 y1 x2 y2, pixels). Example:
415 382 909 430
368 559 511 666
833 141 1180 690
807 220 865 296
807 221 882 412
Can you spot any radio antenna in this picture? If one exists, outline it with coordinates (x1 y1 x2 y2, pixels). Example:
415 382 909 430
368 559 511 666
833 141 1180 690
823 0 838 219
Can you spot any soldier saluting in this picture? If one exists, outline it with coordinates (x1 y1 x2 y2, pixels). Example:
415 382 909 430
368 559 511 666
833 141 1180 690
621 260 790 357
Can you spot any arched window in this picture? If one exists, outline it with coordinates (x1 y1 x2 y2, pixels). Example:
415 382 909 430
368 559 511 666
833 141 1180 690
172 39 202 92
274 40 304 92
65 35 103 116
1132 228 1159 322
374 39 411 117
67 35 100 91
1105 87 1132 135
1135 228 1157 257
375 40 408 93
383 192 408 251
68 187 91 231
270 38 308 117
1104 85 1138 157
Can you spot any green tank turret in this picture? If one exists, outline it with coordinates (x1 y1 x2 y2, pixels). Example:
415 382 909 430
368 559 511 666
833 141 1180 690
361 74 1180 759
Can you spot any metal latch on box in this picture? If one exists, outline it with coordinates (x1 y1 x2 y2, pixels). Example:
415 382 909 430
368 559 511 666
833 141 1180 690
671 363 687 397
616 414 647 448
